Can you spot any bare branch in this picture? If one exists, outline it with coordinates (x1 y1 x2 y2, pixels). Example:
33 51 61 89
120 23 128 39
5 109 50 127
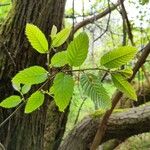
73 0 125 34
119 0 135 46
59 104 150 150
94 0 111 42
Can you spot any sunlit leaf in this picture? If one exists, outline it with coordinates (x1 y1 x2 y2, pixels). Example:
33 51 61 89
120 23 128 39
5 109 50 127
101 46 137 69
0 96 22 108
50 73 74 111
52 28 71 47
21 85 31 94
51 25 57 38
25 91 44 113
67 32 89 67
12 66 48 85
111 73 137 100
25 23 48 53
51 51 68 67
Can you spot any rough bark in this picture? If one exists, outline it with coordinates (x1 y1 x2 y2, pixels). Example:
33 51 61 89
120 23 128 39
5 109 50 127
59 104 150 150
0 0 67 150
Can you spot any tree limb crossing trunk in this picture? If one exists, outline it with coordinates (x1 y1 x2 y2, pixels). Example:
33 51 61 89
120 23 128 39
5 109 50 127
59 104 150 150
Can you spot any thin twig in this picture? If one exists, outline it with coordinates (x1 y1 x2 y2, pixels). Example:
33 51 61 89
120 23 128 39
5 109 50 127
0 103 24 128
101 72 109 82
119 0 135 46
64 68 109 73
74 98 86 125
94 0 111 42
3 45 16 68
94 23 122 36
120 9 127 46
72 0 75 32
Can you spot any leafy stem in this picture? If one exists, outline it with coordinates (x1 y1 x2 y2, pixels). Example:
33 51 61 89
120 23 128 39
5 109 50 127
69 67 109 72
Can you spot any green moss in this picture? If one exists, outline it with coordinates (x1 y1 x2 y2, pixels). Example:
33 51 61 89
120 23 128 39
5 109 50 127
90 109 106 118
90 108 129 118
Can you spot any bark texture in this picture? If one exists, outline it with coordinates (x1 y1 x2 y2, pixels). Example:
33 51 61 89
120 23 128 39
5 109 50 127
0 0 66 150
59 104 150 150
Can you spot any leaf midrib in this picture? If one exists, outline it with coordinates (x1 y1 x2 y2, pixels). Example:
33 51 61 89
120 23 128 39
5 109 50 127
102 50 134 66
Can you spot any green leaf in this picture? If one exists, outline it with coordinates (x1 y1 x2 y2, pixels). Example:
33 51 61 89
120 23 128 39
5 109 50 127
111 73 137 100
50 73 74 111
25 91 44 113
25 23 48 53
12 83 21 91
12 83 31 94
80 74 111 109
52 27 71 47
100 46 137 69
51 51 68 67
51 25 57 38
139 0 149 5
67 32 89 67
119 68 133 78
0 96 22 108
21 85 31 94
12 66 48 85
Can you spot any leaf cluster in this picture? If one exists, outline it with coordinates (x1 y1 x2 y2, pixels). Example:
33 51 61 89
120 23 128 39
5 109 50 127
0 24 137 113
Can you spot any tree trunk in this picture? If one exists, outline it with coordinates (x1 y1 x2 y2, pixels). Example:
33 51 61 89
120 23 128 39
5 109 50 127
59 104 150 150
0 0 67 150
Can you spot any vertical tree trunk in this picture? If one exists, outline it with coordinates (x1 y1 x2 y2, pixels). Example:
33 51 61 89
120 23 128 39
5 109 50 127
0 0 67 150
